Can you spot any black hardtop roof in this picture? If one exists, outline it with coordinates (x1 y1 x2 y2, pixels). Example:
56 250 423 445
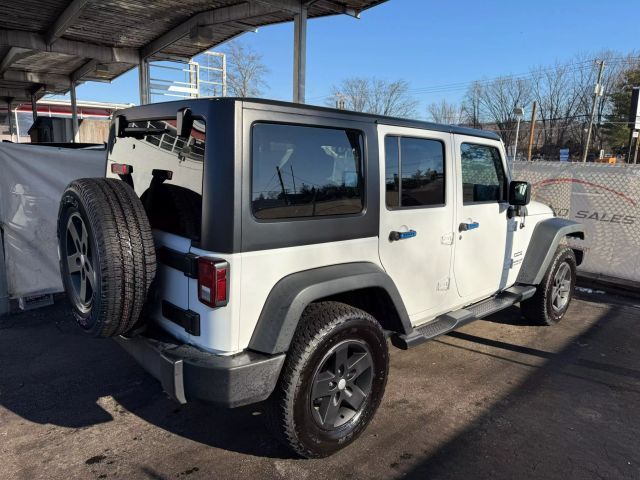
237 97 501 141
119 97 501 141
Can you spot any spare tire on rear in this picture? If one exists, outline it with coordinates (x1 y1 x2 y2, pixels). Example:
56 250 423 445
57 178 156 337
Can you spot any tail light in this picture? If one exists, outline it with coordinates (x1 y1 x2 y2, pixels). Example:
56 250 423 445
197 258 229 308
110 163 133 175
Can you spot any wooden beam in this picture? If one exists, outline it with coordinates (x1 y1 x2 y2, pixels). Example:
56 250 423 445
2 69 71 89
46 0 91 45
141 2 282 59
71 58 97 82
254 0 304 14
0 28 140 65
0 47 32 74
0 87 32 101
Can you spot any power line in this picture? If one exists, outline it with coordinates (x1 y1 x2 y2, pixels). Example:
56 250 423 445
308 55 640 102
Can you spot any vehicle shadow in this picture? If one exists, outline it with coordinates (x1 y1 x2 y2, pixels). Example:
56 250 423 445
0 299 292 459
401 302 640 479
480 304 532 326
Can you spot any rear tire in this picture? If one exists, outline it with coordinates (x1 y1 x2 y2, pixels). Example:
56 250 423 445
521 247 576 326
267 301 389 458
57 178 156 337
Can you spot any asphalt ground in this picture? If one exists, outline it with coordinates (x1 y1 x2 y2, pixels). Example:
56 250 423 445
1 292 639 480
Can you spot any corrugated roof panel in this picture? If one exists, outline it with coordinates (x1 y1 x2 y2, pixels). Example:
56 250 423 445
65 0 235 48
0 0 387 103
0 0 66 32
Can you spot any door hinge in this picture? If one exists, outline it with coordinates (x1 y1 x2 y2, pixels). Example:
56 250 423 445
440 232 454 245
162 300 201 336
157 247 199 278
437 277 450 291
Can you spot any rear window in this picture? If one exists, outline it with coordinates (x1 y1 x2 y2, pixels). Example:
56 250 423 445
107 118 206 240
251 123 365 220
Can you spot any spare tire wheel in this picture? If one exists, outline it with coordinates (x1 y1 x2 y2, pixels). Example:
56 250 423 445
57 178 156 337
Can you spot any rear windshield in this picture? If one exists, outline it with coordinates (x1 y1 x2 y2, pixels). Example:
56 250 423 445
107 119 206 240
251 123 365 220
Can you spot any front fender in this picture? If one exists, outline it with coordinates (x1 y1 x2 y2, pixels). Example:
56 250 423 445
516 217 585 285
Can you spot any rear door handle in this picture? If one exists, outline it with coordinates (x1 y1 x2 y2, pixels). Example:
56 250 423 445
459 222 479 232
389 230 417 241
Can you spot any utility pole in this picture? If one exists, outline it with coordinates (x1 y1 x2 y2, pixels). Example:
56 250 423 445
512 106 524 161
628 87 640 164
527 101 537 161
627 130 636 164
582 60 605 162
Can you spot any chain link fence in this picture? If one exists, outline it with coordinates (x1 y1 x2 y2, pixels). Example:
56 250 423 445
513 161 640 285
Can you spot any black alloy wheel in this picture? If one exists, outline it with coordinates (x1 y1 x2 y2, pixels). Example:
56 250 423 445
310 339 374 429
64 212 97 313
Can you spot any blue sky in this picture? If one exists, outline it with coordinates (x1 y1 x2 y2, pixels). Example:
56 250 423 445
68 0 640 117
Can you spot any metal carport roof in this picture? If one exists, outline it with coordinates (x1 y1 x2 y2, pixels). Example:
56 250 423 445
0 0 387 105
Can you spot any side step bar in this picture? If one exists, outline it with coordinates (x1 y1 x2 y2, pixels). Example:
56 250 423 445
391 285 537 350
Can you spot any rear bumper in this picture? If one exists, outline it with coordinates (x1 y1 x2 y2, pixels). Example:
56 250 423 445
114 333 285 407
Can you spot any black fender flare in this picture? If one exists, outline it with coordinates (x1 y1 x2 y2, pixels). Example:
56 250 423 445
248 262 412 355
516 217 585 285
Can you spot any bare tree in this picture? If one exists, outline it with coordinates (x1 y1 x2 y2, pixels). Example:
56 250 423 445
328 77 369 112
530 62 581 155
328 78 418 118
463 82 483 129
224 40 269 97
426 99 466 124
467 76 533 148
449 50 640 158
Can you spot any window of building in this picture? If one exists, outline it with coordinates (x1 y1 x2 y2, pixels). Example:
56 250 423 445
385 135 446 208
460 143 506 203
252 123 365 220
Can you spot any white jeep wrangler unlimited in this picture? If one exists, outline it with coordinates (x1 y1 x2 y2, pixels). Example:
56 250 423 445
57 98 584 458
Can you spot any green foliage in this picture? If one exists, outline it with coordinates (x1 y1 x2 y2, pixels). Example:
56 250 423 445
603 68 640 152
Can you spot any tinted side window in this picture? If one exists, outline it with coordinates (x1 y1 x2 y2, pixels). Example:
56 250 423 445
384 136 400 208
460 143 506 203
385 135 445 208
252 123 364 219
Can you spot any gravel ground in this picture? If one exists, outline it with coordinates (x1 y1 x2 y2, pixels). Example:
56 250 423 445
1 292 639 480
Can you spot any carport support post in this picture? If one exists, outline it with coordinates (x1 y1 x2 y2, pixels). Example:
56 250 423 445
70 81 79 143
139 58 150 105
7 99 14 142
292 2 307 103
31 94 38 123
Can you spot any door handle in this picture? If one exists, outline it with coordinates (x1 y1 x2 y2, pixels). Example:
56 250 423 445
389 230 417 241
459 222 480 232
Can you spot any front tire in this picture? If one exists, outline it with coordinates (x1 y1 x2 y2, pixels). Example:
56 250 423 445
521 247 576 325
268 301 389 458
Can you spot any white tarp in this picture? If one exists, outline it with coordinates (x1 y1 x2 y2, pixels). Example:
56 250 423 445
0 143 105 298
513 161 640 284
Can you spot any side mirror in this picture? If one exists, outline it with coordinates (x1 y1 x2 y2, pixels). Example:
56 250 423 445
176 107 194 139
509 180 531 206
